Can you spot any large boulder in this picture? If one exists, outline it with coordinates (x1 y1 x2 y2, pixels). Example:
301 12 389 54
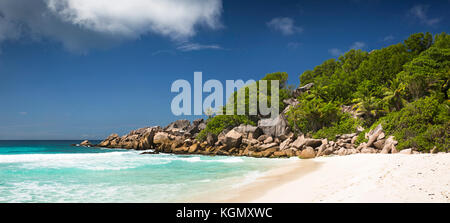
279 138 292 150
258 115 290 138
304 138 323 148
381 136 398 154
373 139 386 150
232 124 263 139
291 135 306 149
186 119 205 136
299 147 316 159
153 132 171 145
399 148 413 154
206 133 217 146
80 140 92 147
366 124 384 147
131 127 161 149
164 120 191 132
361 147 378 154
258 142 278 151
223 129 243 149
98 133 120 147
293 83 314 98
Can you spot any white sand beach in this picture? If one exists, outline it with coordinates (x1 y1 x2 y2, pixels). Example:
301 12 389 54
224 153 450 203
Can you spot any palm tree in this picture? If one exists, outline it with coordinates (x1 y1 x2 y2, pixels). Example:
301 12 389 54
352 96 386 124
382 79 407 111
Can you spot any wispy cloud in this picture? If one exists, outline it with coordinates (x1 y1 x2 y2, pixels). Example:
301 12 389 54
329 41 367 57
19 112 27 115
382 35 395 42
267 17 303 36
176 43 223 52
409 4 441 26
349 41 366 50
328 48 344 57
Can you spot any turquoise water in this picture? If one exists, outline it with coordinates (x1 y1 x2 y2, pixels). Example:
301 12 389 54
0 141 287 203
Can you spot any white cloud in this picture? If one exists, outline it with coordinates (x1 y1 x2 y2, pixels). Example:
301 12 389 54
349 41 366 50
0 0 223 52
19 112 27 115
383 35 395 42
46 0 222 39
267 17 303 36
409 4 441 26
329 41 366 57
176 42 223 52
328 48 343 57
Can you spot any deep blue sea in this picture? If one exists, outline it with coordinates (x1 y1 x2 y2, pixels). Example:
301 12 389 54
0 140 288 203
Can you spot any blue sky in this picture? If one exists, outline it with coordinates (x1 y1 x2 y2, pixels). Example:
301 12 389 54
0 0 449 140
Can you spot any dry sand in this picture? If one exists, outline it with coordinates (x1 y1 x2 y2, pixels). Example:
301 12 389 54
223 153 450 203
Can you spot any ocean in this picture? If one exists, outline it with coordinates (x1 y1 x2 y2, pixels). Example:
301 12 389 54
0 140 288 203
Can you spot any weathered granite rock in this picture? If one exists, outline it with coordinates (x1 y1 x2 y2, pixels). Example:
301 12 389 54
430 146 438 154
273 150 287 158
164 120 191 132
299 147 316 159
366 124 383 147
188 143 199 153
185 118 205 136
340 133 357 139
337 148 359 156
258 115 290 138
223 129 243 149
304 138 323 148
98 133 120 147
232 124 263 140
399 148 412 154
291 135 306 149
258 142 278 151
391 147 399 154
293 83 314 98
80 140 92 147
373 139 386 150
153 132 170 145
262 147 278 157
279 138 292 150
361 147 378 154
263 136 274 144
206 133 217 146
257 135 270 142
322 147 334 156
381 136 398 154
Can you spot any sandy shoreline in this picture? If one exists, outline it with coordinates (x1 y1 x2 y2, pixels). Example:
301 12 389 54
219 153 450 203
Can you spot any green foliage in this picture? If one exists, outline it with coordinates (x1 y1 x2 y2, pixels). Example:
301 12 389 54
198 72 289 142
404 32 433 54
197 115 255 141
291 32 449 151
313 114 362 140
286 95 341 133
225 72 292 116
197 32 450 152
354 43 412 97
398 44 450 100
378 96 449 151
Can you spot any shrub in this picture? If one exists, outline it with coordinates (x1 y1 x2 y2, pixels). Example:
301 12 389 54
196 115 255 141
286 96 341 133
377 96 449 151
